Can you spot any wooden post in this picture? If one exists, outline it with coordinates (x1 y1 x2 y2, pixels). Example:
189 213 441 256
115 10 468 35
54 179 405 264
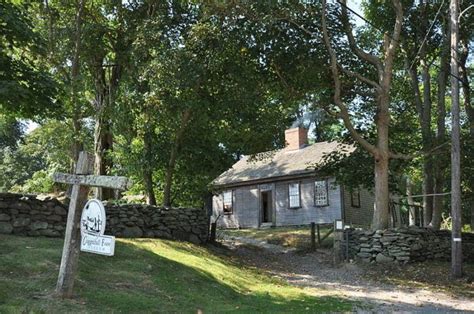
55 152 92 298
450 0 462 278
53 151 132 298
317 224 321 244
333 230 343 264
311 222 316 251
210 222 217 243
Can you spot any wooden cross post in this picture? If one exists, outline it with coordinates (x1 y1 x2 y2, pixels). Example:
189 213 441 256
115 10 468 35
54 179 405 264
53 151 131 298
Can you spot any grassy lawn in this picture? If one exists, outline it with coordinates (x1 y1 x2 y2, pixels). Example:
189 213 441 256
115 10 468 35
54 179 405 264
0 235 354 313
221 225 334 250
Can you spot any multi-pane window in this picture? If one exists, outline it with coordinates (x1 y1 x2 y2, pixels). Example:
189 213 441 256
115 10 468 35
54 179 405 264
351 189 361 208
223 190 233 214
288 183 300 208
314 180 329 206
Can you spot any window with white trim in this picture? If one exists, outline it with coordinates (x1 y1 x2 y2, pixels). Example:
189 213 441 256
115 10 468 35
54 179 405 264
314 180 329 206
288 183 300 208
223 190 233 214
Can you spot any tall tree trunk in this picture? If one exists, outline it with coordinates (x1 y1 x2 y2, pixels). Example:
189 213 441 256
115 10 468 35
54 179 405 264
431 22 450 229
373 89 391 230
94 115 114 200
92 56 121 200
406 176 416 226
449 0 462 278
163 109 192 207
92 61 112 200
407 61 434 227
421 60 434 226
143 118 156 206
373 154 390 229
321 0 403 230
70 0 85 171
459 39 473 230
406 4 434 226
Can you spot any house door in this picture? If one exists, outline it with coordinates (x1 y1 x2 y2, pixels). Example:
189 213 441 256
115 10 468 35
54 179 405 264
261 191 272 223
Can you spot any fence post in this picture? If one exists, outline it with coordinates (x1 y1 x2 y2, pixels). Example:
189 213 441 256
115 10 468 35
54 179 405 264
333 220 344 264
210 222 217 243
311 222 316 251
317 224 321 244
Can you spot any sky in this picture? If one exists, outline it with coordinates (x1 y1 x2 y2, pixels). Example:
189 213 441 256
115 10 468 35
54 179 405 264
347 0 365 27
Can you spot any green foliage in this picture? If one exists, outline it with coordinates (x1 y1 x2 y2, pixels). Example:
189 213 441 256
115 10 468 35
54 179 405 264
0 114 24 149
0 1 58 117
110 3 298 206
0 119 93 193
12 169 54 194
0 146 45 192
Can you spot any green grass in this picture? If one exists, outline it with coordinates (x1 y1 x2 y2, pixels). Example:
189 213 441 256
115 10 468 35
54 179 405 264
221 225 334 250
0 235 354 313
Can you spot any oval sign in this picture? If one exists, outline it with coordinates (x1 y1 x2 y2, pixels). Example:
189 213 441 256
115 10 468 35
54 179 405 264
80 199 106 235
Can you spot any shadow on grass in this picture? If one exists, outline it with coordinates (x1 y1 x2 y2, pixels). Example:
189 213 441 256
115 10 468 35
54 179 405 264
0 235 353 313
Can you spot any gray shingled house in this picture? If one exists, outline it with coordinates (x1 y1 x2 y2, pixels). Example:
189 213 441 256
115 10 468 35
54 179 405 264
211 127 375 228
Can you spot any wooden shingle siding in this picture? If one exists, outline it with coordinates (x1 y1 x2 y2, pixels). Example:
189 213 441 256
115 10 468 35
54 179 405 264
274 177 342 226
343 188 375 227
213 177 346 229
212 185 259 228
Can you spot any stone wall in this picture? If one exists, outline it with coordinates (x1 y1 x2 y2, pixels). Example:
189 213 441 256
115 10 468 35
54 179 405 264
348 227 474 263
0 193 209 244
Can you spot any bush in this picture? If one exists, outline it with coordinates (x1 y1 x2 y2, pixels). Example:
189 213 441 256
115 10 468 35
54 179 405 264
16 170 54 194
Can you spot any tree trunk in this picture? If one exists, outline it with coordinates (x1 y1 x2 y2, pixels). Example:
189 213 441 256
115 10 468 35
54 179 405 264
163 109 192 207
143 124 156 206
406 177 416 226
373 88 391 230
373 154 390 229
321 0 403 230
94 116 114 200
431 23 450 229
459 38 473 230
70 0 85 172
449 0 462 278
92 53 121 200
422 160 434 226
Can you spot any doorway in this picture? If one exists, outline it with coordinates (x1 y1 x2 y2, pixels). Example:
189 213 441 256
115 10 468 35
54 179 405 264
261 191 272 223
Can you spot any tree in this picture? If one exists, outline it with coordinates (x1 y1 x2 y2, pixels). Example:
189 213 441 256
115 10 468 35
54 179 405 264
0 1 58 117
321 0 404 229
401 2 451 228
450 0 462 279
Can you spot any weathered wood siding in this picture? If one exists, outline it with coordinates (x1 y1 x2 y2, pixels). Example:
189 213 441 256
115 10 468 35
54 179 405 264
343 188 375 227
212 185 259 228
213 177 343 228
274 177 342 226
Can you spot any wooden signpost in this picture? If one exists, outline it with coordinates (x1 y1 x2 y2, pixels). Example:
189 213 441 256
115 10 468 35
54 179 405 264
53 151 131 298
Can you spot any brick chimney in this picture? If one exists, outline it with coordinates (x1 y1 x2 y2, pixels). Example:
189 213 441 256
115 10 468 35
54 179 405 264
285 127 308 150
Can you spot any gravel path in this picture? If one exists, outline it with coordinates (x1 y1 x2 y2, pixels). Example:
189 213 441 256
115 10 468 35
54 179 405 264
223 237 474 313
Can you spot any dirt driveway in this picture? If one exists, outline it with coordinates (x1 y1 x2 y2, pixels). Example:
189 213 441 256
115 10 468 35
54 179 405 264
223 237 474 313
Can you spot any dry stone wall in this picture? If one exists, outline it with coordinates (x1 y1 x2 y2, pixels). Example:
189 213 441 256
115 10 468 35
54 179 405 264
0 193 209 244
348 227 474 263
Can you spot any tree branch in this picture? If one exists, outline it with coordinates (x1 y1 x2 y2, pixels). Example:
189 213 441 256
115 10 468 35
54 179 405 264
321 0 378 157
389 141 450 160
340 66 380 89
381 0 403 88
340 0 383 74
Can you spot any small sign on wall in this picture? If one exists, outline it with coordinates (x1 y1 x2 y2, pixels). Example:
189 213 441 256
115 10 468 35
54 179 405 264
80 199 115 256
81 231 115 256
81 199 106 234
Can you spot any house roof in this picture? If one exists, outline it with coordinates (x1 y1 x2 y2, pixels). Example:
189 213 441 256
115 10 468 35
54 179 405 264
212 141 355 187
